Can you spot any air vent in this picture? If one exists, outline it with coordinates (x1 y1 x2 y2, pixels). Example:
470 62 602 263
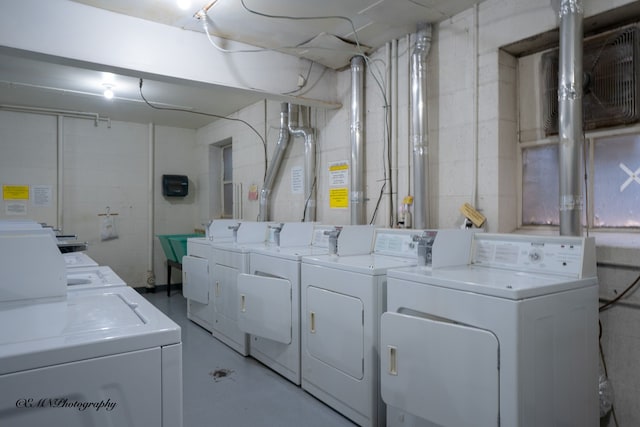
542 25 640 135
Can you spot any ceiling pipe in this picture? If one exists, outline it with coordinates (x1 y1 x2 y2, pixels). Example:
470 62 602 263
350 55 366 225
558 0 584 236
258 103 290 221
288 104 317 222
410 23 432 229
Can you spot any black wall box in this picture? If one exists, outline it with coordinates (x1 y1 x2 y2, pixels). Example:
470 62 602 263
162 174 189 197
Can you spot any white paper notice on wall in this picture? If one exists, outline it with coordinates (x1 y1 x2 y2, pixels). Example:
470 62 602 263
5 201 27 215
32 185 52 207
291 166 304 194
329 161 349 186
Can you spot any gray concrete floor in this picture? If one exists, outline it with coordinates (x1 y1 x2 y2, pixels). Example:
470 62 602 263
143 288 357 427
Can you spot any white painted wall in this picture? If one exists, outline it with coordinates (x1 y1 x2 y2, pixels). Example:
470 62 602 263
0 111 198 287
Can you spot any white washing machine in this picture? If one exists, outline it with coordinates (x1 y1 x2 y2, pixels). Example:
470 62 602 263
66 265 127 290
237 224 375 385
182 219 239 332
381 233 599 427
0 228 183 427
208 221 271 356
300 228 454 427
63 251 99 269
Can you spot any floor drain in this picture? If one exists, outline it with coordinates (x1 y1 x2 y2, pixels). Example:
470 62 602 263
210 368 234 382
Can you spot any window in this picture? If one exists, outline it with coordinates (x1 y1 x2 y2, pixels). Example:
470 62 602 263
520 130 640 229
222 144 233 218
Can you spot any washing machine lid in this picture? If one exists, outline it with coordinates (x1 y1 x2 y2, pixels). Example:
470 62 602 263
250 244 328 261
66 266 127 289
0 286 180 374
303 253 417 275
63 251 99 269
388 265 597 299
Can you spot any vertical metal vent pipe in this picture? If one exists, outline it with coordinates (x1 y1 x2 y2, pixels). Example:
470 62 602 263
558 0 584 236
411 22 432 229
258 103 290 221
350 55 366 225
288 104 317 222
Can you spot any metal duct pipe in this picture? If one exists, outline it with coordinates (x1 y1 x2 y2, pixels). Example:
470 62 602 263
288 104 317 222
558 0 584 236
411 23 432 229
350 55 366 225
258 103 290 221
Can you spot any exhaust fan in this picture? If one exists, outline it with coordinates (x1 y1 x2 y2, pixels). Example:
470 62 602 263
542 25 640 135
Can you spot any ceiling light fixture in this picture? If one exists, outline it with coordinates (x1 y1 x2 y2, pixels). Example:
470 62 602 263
103 84 115 100
194 0 219 19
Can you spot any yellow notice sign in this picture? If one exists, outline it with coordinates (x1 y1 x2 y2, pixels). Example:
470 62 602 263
329 188 349 209
3 185 29 200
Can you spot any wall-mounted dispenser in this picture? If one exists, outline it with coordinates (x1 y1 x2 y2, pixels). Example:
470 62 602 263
162 174 189 197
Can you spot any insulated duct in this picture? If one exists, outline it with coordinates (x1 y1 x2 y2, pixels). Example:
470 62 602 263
350 55 366 225
411 23 432 229
558 0 584 236
258 103 290 221
288 104 317 222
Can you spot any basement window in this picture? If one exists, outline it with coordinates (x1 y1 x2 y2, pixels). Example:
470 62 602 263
222 144 233 218
593 133 640 228
520 129 640 229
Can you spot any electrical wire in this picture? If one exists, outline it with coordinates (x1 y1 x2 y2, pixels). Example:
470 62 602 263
239 0 364 53
599 273 640 312
138 78 268 182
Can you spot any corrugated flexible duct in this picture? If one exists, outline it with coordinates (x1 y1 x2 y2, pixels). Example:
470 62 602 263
258 103 290 221
411 23 432 229
558 0 584 236
288 104 317 222
350 55 366 225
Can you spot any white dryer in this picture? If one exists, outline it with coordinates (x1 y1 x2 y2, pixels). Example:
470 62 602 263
208 221 270 356
237 224 373 385
300 228 437 427
182 219 239 332
381 233 599 427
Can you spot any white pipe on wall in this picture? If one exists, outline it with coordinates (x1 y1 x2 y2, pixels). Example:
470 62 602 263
558 0 584 236
259 103 290 221
57 115 64 231
392 38 399 228
410 23 433 229
147 123 155 288
350 55 366 225
288 104 317 222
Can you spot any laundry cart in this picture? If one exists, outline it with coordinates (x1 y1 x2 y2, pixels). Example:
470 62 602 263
381 233 599 427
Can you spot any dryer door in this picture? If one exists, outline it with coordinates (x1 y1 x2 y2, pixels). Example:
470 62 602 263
237 273 292 344
380 312 500 427
182 255 209 304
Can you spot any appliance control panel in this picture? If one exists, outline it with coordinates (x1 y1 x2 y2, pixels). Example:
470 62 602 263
373 230 422 257
471 234 595 278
